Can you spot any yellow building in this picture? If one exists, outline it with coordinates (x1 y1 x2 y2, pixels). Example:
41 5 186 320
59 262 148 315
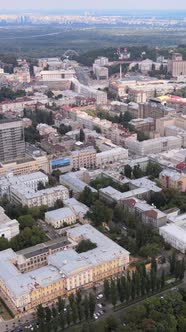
0 225 129 314
0 156 49 177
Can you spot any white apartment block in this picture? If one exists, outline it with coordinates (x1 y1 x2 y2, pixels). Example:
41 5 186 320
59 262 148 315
0 207 19 240
45 207 76 229
159 213 186 253
39 70 75 81
0 171 49 197
0 171 69 208
126 136 182 156
96 147 128 168
10 185 69 208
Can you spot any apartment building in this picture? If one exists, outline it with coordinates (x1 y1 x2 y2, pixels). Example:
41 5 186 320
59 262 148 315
126 136 182 156
0 225 129 313
10 185 69 208
159 169 186 192
168 53 186 77
99 186 150 205
0 120 26 162
45 207 76 229
39 69 75 81
71 147 96 170
159 213 186 253
96 147 128 168
0 155 49 177
123 197 167 228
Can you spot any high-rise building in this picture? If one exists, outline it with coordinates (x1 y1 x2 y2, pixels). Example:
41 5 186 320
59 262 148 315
0 120 26 162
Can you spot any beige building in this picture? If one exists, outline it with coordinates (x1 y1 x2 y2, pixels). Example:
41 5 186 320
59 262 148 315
0 156 49 177
45 207 76 228
71 147 96 170
159 169 186 192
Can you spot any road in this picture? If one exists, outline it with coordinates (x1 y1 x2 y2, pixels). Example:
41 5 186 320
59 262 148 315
37 219 59 240
75 67 91 86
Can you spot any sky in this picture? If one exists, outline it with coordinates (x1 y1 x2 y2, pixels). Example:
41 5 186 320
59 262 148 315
0 0 186 11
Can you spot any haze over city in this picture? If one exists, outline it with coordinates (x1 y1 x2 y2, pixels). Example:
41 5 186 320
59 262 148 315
0 0 186 11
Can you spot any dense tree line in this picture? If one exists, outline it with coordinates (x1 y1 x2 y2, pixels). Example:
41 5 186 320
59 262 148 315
103 261 168 308
35 292 96 332
90 176 129 192
124 161 162 180
0 87 26 101
149 188 186 213
23 108 54 126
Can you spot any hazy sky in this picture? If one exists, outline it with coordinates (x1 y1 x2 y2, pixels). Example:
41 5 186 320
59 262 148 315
0 0 186 11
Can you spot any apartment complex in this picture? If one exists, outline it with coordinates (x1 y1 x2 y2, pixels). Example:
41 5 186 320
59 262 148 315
0 225 129 313
0 120 26 162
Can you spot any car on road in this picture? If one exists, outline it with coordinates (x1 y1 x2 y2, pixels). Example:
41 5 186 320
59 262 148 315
96 293 103 300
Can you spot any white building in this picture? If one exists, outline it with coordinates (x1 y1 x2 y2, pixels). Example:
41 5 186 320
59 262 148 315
0 171 49 198
0 207 19 240
10 185 69 208
96 147 128 168
159 213 186 253
126 136 182 156
45 207 76 229
64 198 89 223
39 69 75 81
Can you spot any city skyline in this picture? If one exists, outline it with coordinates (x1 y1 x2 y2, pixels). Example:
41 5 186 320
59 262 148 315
0 0 186 11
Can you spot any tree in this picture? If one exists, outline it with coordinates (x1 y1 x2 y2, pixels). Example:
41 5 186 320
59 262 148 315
37 181 45 191
78 186 98 207
0 237 10 251
66 305 71 326
161 269 165 288
105 315 119 332
169 252 176 275
133 164 143 179
52 305 57 318
87 200 113 226
76 239 97 253
57 296 65 313
104 279 110 301
137 132 149 142
88 293 96 319
124 164 132 179
45 307 52 323
47 90 54 99
71 302 78 324
18 215 35 230
37 304 45 324
146 161 162 179
83 295 89 320
80 128 85 142
111 280 118 307
59 312 66 330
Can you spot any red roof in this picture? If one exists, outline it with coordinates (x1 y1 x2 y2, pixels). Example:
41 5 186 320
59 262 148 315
176 162 186 170
144 210 158 219
124 198 137 207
